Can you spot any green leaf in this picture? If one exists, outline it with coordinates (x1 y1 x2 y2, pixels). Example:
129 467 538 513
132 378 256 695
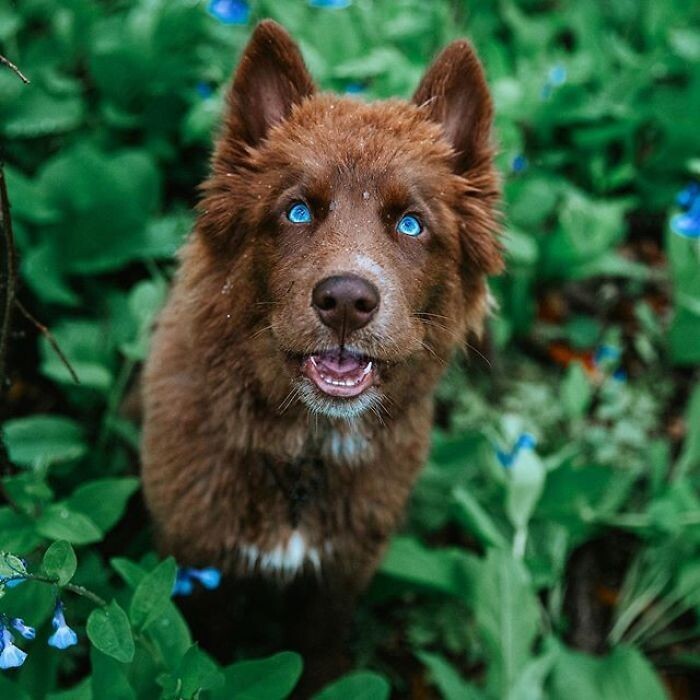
129 557 177 630
42 541 77 586
87 600 135 664
0 508 42 553
452 487 508 549
161 645 223 698
549 644 668 700
379 536 477 597
67 479 139 533
313 671 390 700
417 651 486 700
36 505 103 545
47 678 93 700
2 415 87 469
213 652 303 700
90 648 135 700
561 362 593 419
0 552 28 579
474 550 540 697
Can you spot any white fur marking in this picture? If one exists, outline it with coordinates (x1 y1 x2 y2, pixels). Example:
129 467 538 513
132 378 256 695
239 531 323 577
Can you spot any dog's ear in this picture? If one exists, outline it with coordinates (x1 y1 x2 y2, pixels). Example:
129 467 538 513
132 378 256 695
226 20 315 147
413 40 492 174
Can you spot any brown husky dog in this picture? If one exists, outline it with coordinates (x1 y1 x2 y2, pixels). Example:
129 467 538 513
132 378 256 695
141 18 501 682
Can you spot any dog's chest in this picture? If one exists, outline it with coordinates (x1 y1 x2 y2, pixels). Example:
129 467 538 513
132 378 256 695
231 428 372 577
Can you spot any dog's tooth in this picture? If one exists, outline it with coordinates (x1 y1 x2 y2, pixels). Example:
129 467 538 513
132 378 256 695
362 361 373 376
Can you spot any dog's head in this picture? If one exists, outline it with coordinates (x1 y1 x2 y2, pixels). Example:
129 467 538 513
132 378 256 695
195 21 502 420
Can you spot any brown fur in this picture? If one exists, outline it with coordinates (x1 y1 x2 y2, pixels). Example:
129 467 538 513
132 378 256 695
141 19 501 684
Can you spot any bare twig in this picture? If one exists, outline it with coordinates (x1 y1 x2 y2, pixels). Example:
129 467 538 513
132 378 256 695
0 166 16 391
0 54 29 84
15 299 80 384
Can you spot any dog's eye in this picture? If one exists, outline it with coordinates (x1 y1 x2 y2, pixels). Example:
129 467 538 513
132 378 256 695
287 202 312 224
396 214 423 237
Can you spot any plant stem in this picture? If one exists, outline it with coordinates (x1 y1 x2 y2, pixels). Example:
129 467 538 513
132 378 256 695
1 574 107 607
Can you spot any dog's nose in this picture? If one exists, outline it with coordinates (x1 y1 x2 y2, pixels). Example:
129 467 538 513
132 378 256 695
312 274 380 335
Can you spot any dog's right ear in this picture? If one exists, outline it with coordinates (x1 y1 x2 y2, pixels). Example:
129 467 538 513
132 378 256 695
224 20 315 148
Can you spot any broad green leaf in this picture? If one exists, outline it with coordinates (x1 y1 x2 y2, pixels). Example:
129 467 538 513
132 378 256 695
379 536 477 597
417 651 486 700
0 507 43 553
313 671 390 700
47 678 93 700
474 550 540 697
67 479 139 533
561 362 593 419
129 557 177 630
213 652 303 700
42 540 77 586
452 487 508 549
36 505 103 545
87 600 135 664
160 645 223 698
2 415 86 469
549 644 668 700
90 648 135 700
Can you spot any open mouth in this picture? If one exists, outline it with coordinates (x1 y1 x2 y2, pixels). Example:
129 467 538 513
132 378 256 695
301 348 376 398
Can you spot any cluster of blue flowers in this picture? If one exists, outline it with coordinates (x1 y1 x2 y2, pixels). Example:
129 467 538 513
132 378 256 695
0 601 77 670
496 433 537 468
172 567 222 597
671 182 700 239
207 0 249 24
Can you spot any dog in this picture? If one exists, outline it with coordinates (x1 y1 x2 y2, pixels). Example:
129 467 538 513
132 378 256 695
141 19 502 689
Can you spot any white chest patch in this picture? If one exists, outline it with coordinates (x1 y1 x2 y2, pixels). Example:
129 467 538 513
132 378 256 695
238 531 324 577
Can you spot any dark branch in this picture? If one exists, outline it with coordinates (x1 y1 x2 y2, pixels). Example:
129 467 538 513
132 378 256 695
0 53 30 84
15 299 80 384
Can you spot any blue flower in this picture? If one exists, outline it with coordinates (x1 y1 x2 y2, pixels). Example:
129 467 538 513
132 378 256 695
671 183 700 239
511 154 528 173
345 82 365 95
173 569 195 596
548 64 567 86
189 567 222 590
47 602 78 650
677 182 700 209
496 432 537 468
196 81 214 99
594 345 621 365
4 578 25 589
10 619 35 641
309 0 352 8
612 368 628 382
173 566 222 596
0 627 27 670
207 0 249 25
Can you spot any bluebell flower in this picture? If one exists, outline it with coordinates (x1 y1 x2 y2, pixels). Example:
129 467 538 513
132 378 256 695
196 81 214 99
4 578 25 589
207 0 249 25
10 619 35 641
172 566 222 596
593 344 621 365
173 569 195 596
345 82 365 95
547 64 567 86
47 602 78 650
676 182 699 209
309 0 352 8
189 567 222 590
671 183 700 239
0 627 27 670
511 154 528 173
496 432 537 468
612 368 628 382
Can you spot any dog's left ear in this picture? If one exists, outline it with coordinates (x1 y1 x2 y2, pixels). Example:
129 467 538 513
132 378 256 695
226 20 315 147
413 40 493 174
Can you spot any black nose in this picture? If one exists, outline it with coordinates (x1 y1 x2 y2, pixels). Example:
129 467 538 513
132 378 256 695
312 274 380 336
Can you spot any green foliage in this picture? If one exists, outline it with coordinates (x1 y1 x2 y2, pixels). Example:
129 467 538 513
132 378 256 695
0 0 698 698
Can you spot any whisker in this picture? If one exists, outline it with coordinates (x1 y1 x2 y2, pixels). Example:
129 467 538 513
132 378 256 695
464 341 492 369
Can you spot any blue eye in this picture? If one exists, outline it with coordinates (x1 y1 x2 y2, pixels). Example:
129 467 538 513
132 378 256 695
396 214 423 237
287 202 312 224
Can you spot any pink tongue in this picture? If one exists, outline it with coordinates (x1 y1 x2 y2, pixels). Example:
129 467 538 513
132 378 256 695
316 352 363 375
